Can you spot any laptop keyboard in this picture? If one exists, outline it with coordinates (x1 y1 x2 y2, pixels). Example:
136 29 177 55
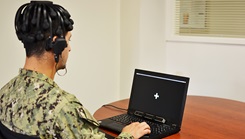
109 114 177 134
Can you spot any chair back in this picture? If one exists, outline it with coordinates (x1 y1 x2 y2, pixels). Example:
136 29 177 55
0 121 40 139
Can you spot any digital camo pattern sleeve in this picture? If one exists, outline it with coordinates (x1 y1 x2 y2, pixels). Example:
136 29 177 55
0 68 133 139
51 100 134 139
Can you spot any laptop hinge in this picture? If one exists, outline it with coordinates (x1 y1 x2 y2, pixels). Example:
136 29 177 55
133 110 166 124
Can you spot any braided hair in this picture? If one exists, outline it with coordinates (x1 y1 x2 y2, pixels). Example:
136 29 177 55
15 1 74 57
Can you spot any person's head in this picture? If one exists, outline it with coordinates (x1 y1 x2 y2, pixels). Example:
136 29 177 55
15 1 74 69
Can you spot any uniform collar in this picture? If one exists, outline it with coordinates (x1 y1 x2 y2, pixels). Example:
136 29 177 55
19 68 58 87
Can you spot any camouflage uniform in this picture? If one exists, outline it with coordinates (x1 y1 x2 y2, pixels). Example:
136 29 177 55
0 69 133 139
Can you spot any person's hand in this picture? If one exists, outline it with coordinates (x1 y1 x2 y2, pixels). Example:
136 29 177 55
121 122 151 139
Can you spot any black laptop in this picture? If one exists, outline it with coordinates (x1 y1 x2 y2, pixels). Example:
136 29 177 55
99 69 190 139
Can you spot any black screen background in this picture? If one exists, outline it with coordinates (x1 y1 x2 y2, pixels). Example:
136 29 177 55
128 70 189 126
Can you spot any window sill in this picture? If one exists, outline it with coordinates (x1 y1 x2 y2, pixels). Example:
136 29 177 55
166 35 245 46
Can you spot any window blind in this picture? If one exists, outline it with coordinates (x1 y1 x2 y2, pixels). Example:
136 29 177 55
175 0 245 38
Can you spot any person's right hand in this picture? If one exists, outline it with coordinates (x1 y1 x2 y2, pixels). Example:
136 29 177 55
121 122 151 139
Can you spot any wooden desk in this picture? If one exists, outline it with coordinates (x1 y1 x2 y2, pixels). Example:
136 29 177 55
94 96 245 139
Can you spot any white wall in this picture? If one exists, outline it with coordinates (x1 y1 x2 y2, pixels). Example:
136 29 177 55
120 0 141 99
56 0 121 113
0 0 26 84
120 0 166 99
120 0 245 103
165 41 245 102
165 0 245 102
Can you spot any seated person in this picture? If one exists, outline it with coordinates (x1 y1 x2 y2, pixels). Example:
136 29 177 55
0 1 150 139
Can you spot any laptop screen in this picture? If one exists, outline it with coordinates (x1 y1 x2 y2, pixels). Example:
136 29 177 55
128 69 189 126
